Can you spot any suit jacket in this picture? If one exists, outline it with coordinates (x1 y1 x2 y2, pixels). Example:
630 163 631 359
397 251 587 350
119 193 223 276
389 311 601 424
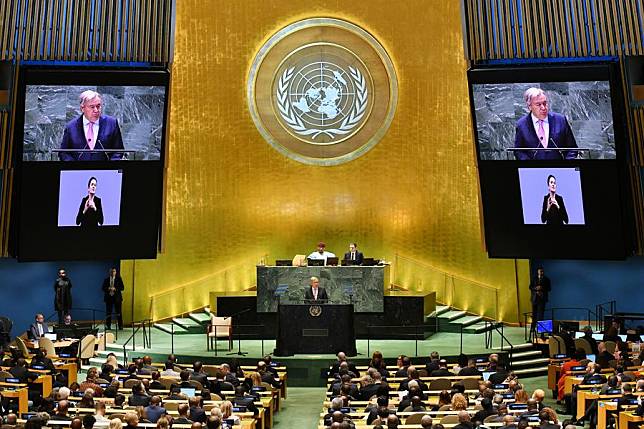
189 406 207 423
514 112 578 160
76 196 104 227
541 194 568 225
102 275 125 302
233 395 259 416
529 275 551 305
60 115 124 161
304 286 329 302
343 251 364 265
29 322 50 339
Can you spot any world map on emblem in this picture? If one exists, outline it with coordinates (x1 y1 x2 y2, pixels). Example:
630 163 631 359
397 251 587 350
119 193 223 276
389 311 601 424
275 59 369 144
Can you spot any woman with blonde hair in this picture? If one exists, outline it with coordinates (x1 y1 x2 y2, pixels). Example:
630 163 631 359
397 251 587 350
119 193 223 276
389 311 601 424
109 418 123 429
451 393 468 411
156 417 169 429
219 401 240 425
514 389 529 404
249 371 262 387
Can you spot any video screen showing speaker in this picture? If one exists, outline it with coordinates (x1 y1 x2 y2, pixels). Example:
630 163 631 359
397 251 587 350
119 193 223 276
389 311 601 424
16 163 162 261
468 64 622 161
469 63 633 259
16 67 169 161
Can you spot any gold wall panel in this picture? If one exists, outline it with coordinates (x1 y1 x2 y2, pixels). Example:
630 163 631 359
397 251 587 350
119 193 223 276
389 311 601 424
122 0 530 324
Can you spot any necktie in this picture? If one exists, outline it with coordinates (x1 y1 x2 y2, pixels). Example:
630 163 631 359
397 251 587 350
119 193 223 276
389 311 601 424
537 120 546 148
88 122 95 149
351 252 355 260
38 323 43 336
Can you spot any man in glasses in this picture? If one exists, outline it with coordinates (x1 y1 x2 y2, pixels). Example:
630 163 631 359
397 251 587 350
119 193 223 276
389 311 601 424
59 90 124 161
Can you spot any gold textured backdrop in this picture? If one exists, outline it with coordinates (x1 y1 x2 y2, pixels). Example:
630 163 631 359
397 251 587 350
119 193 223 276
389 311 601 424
122 0 531 324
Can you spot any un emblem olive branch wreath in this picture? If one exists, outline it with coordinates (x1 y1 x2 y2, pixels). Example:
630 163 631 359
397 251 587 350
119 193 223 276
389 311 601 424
276 66 368 140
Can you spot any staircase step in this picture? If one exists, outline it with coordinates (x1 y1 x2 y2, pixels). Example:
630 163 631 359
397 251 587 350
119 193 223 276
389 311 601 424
439 310 467 321
153 323 189 335
430 305 451 317
511 350 543 359
189 312 211 325
472 322 500 334
513 366 549 376
511 357 550 367
172 318 203 334
459 315 483 327
493 342 533 351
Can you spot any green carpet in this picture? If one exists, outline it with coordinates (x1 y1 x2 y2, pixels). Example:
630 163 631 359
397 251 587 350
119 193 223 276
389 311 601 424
272 387 326 428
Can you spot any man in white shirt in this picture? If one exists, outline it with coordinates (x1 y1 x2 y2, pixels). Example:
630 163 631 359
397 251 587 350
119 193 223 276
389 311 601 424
307 242 335 264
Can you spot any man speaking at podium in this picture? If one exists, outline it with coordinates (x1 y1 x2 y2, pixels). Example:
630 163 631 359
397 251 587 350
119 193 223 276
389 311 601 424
304 276 328 303
513 87 578 160
59 90 124 161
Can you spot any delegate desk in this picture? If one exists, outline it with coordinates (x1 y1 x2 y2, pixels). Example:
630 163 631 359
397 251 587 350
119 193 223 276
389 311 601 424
275 304 356 356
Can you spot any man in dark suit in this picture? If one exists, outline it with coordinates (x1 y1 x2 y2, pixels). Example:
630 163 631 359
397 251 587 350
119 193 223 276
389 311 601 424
29 313 50 340
343 242 364 265
188 396 207 423
54 268 73 324
430 359 453 377
513 87 578 160
459 359 483 376
59 90 124 161
304 276 329 303
102 267 125 330
233 385 259 416
190 361 210 390
529 267 551 335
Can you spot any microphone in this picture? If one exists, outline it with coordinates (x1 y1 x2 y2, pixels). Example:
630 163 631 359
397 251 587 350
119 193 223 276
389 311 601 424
549 137 564 160
96 139 110 161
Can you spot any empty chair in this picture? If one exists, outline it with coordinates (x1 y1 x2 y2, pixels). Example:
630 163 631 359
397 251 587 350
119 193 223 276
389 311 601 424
78 334 97 363
206 315 232 351
462 378 479 390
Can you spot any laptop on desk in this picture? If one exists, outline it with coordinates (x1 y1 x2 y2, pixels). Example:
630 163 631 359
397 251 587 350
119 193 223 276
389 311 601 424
307 258 324 266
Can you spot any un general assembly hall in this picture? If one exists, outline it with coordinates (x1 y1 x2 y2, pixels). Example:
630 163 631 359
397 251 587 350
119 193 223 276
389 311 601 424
0 1 643 428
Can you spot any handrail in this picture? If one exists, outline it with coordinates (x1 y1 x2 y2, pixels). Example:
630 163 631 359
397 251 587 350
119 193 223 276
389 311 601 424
122 325 142 366
395 254 500 291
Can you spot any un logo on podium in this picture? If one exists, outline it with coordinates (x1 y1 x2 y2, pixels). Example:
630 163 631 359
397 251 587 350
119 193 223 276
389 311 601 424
309 305 322 317
248 18 398 166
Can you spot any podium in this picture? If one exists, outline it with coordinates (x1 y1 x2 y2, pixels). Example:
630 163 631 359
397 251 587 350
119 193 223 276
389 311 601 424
274 304 356 356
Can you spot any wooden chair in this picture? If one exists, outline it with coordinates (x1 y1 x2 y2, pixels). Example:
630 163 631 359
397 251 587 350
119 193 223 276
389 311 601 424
79 334 97 364
574 338 593 355
206 315 232 351
548 336 562 357
158 377 177 389
38 336 59 358
123 379 140 388
0 370 13 380
405 413 427 425
440 415 460 424
14 336 34 359
428 378 452 391
188 380 203 390
462 378 480 390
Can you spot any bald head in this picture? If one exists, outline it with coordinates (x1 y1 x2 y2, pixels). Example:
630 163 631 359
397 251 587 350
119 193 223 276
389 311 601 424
458 411 471 423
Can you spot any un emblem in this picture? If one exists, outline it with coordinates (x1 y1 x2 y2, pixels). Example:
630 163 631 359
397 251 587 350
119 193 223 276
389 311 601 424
248 18 397 166
309 305 322 317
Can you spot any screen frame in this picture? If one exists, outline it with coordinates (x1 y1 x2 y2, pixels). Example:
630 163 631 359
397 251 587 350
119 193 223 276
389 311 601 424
467 61 628 163
467 61 634 259
13 66 170 164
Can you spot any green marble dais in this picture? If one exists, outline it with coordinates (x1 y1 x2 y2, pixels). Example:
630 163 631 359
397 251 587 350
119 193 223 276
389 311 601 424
256 266 388 313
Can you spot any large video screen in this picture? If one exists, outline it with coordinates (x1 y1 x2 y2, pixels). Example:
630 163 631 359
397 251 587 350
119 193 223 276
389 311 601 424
470 65 620 161
16 68 168 161
469 63 633 259
11 67 168 261
16 163 162 261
